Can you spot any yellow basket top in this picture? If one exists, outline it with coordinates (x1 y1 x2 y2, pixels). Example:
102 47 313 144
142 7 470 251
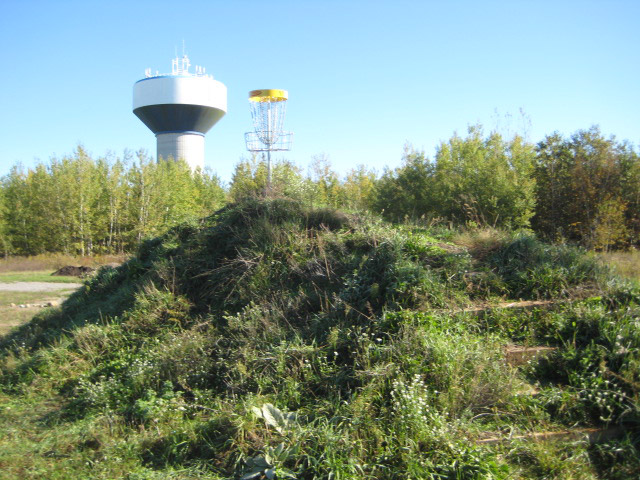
249 89 288 102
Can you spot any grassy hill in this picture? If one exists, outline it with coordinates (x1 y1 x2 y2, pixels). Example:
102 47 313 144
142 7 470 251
1 198 638 479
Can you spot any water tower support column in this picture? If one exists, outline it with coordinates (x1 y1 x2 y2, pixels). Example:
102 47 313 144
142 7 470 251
156 132 205 170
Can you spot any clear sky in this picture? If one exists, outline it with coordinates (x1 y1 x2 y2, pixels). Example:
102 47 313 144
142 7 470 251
1 0 638 184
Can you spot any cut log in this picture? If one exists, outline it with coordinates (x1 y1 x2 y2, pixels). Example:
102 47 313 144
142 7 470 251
477 426 626 445
504 345 557 367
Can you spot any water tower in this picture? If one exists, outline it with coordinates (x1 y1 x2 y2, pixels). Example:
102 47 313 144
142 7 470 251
133 53 227 170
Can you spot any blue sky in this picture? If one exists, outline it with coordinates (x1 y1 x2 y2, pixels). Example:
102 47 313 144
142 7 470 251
1 0 638 184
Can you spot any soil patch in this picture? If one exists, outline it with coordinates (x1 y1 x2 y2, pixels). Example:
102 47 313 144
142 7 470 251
52 265 94 277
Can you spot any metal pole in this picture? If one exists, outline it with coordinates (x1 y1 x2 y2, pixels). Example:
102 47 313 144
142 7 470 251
266 149 272 196
266 102 272 196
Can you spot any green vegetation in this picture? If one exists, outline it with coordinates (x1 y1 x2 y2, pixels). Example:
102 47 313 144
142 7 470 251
598 250 640 282
0 290 77 336
0 290 70 305
374 128 536 229
0 147 225 256
1 126 637 258
533 127 640 249
0 253 126 273
0 271 83 283
1 198 638 479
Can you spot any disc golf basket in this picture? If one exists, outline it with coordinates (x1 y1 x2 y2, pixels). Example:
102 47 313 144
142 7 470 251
245 89 293 193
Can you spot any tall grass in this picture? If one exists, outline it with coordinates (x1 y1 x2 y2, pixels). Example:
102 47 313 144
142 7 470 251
486 234 606 299
598 250 640 282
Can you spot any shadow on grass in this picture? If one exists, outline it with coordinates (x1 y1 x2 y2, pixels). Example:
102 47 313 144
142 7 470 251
0 262 139 355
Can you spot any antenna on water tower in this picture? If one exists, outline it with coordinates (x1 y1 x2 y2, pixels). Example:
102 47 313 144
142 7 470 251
244 89 293 195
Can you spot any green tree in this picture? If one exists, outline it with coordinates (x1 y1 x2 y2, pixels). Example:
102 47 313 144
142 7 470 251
618 141 640 244
592 197 628 251
2 165 41 255
229 155 305 201
433 127 536 228
532 127 639 247
307 154 342 208
373 129 536 229
372 146 435 221
70 147 101 255
341 164 377 212
0 184 10 257
126 151 159 245
229 155 266 200
0 149 230 255
102 155 128 253
25 163 58 252
193 167 227 217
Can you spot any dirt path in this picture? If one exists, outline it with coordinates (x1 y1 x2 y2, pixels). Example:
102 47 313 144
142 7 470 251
0 282 83 292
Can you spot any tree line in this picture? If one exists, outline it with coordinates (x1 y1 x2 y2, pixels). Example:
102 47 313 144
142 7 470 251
0 148 225 256
374 126 640 250
1 126 638 256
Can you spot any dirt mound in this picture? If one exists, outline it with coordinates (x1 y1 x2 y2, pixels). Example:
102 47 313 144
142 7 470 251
51 265 94 277
3 199 636 479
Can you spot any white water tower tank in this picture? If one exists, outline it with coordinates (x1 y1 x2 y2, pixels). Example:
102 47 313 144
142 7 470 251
132 54 227 170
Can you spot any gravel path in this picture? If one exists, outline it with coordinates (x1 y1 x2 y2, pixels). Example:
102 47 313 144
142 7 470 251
0 282 83 292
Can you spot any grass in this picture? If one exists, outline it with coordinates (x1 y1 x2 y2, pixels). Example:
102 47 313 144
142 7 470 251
0 307 49 336
0 271 85 283
0 290 70 305
0 198 638 479
452 226 511 260
0 290 78 336
598 249 640 281
0 253 127 273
